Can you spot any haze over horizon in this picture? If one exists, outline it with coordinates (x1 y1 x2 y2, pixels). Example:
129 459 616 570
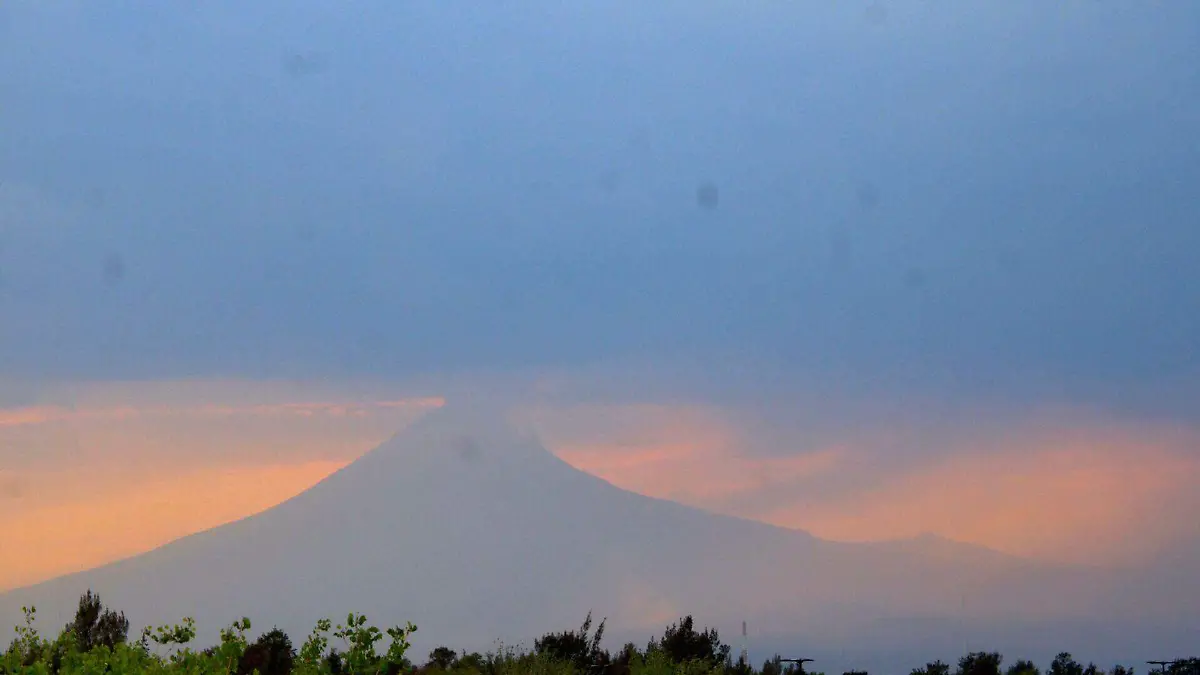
1 0 1198 663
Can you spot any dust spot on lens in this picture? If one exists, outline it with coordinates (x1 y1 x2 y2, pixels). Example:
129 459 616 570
904 267 927 289
864 2 889 26
455 436 483 463
696 182 720 210
102 253 125 286
599 170 620 194
284 52 327 77
830 223 853 271
856 182 880 210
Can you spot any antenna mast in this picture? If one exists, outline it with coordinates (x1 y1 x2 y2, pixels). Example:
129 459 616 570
740 621 748 668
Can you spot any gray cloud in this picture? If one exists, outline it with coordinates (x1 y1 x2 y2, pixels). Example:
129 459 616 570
1 1 1198 419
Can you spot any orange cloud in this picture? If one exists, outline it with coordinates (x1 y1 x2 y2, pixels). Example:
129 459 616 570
0 382 444 591
0 460 350 592
558 441 844 503
530 402 845 504
762 428 1200 565
533 403 1200 567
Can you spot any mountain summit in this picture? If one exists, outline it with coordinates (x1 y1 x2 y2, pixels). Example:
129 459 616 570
0 404 1191 666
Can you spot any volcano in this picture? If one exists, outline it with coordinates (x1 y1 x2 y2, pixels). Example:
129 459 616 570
1 405 1194 668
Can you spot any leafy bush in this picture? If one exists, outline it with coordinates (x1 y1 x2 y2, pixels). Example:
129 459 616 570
2 591 1196 675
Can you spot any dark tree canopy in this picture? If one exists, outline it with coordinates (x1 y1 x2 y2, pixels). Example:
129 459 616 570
534 612 609 675
913 662 953 675
64 590 129 653
648 615 730 668
426 647 459 671
1050 653 1085 675
238 628 296 675
1008 660 1041 675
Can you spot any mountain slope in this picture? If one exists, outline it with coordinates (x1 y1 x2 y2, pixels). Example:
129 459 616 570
0 405 1173 662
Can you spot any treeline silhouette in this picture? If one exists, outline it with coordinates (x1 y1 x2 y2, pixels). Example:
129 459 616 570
4 592 1198 675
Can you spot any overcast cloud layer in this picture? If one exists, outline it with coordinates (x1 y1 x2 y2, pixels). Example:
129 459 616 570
2 0 1199 419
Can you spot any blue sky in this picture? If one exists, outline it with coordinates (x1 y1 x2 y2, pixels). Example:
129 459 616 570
1 0 1198 421
4 1 1200 587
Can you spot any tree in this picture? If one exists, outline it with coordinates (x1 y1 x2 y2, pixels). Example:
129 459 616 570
766 656 806 675
326 649 344 675
1049 654 1084 675
534 611 610 675
426 647 459 671
606 643 641 675
725 655 753 675
648 616 730 668
913 662 952 675
1169 660 1200 675
64 590 129 653
1007 660 1040 675
238 628 295 675
957 652 1003 675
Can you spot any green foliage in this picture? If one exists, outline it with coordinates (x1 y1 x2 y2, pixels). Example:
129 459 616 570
3 592 1197 675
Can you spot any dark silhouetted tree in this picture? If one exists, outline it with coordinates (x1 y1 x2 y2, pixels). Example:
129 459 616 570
64 590 129 653
725 655 752 675
326 649 344 675
957 652 1003 675
606 643 641 675
1007 660 1040 675
763 656 804 675
1169 659 1200 675
1050 654 1084 675
457 652 486 673
913 662 952 675
535 612 610 675
426 647 459 670
649 616 730 668
238 628 294 675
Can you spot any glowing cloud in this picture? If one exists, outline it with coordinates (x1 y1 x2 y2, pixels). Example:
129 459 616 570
0 460 350 592
533 402 1200 566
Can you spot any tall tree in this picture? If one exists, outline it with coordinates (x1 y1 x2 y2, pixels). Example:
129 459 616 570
64 590 129 652
649 616 730 668
534 611 610 675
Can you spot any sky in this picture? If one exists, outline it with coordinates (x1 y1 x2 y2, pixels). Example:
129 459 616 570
1 0 1199 592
